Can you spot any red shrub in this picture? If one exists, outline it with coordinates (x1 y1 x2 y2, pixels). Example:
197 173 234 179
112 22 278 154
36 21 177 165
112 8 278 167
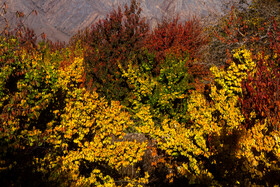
241 21 280 129
145 17 208 77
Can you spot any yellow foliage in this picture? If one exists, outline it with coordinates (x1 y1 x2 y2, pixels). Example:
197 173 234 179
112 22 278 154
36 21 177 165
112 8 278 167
188 47 248 144
210 47 256 96
122 49 256 184
135 105 214 184
188 48 254 136
38 57 148 186
236 120 280 180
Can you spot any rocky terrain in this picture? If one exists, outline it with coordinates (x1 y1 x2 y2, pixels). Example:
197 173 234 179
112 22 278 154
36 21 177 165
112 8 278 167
1 0 236 42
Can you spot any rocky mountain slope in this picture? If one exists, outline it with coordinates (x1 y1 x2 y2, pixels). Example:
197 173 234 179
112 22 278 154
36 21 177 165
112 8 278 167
1 0 235 42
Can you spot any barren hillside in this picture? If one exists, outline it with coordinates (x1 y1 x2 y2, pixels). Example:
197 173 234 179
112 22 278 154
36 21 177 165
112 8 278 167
1 0 235 42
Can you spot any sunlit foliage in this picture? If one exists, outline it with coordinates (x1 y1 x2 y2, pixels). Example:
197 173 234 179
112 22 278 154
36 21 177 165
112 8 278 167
1 0 280 186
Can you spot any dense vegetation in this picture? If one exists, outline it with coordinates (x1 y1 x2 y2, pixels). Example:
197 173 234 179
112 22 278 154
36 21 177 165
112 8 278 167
1 0 280 186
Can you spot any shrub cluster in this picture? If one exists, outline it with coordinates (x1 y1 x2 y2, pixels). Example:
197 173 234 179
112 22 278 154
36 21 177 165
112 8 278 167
1 0 280 186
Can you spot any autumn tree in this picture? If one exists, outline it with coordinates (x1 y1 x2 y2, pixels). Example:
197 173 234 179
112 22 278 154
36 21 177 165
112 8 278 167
72 0 149 101
145 17 208 78
0 34 149 186
0 35 64 185
241 20 280 129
